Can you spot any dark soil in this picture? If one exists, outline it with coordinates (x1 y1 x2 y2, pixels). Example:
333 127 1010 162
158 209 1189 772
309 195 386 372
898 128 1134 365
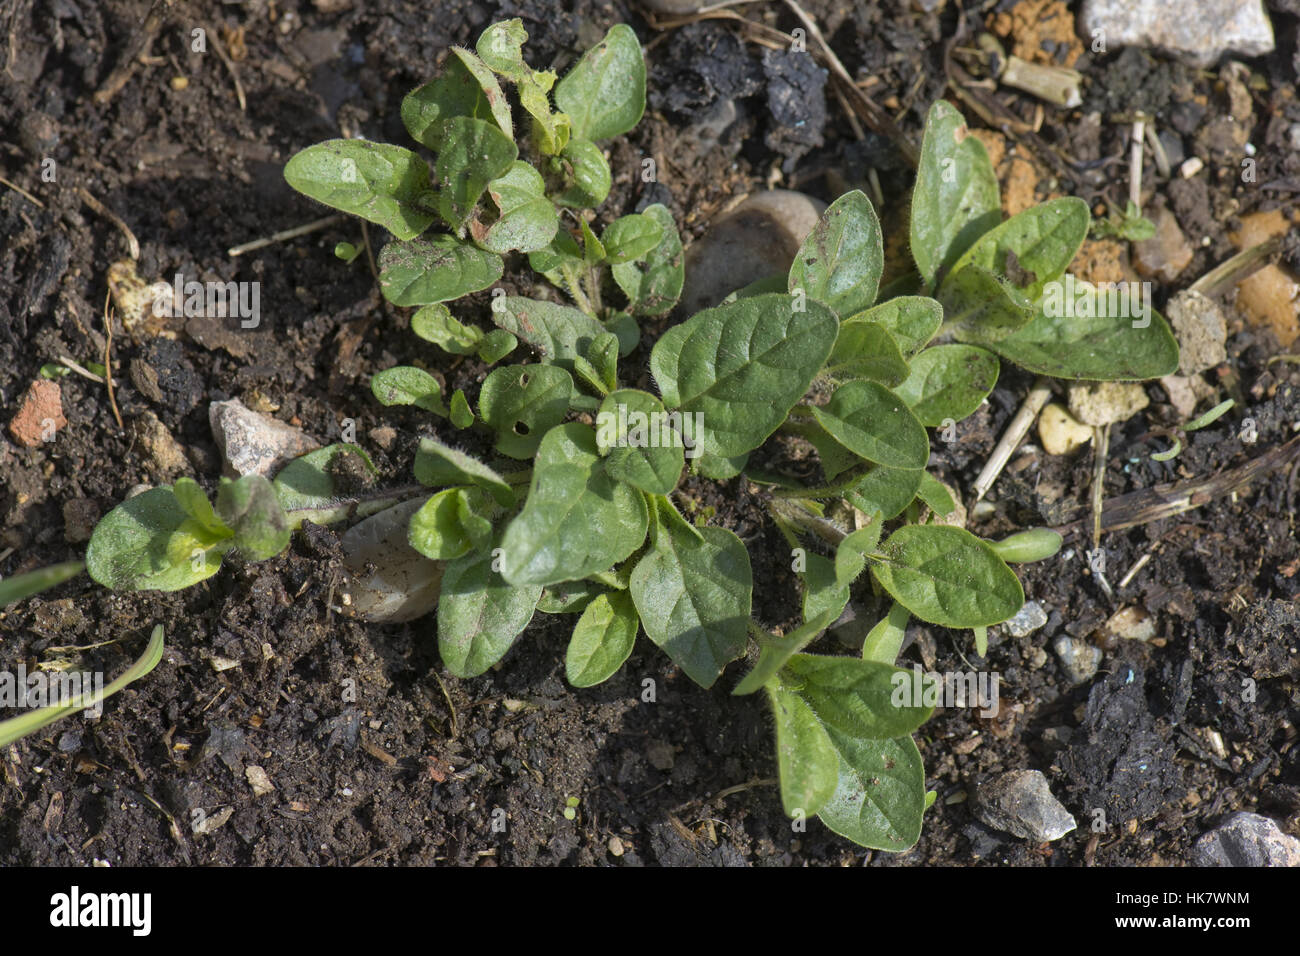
2 0 1298 866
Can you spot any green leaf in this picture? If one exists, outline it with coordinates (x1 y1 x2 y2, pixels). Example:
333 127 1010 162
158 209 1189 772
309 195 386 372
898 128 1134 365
847 466 924 521
378 235 503 306
783 654 932 739
172 477 230 537
844 296 943 356
413 437 515 506
596 389 685 495
734 606 841 696
450 389 474 428
284 139 437 240
409 488 492 560
825 320 909 386
478 328 518 364
871 524 1023 628
565 590 639 687
910 100 1000 289
915 471 956 516
862 601 910 664
802 552 850 624
579 218 605 263
554 138 612 208
475 19 569 154
582 332 620 394
892 344 999 427
492 296 608 371
610 204 684 317
651 294 838 460
788 190 883 317
601 213 663 264
0 561 84 608
477 161 558 253
836 524 882 588
411 303 482 354
768 683 839 817
944 197 1090 303
938 264 1036 342
370 366 446 414
538 579 606 614
528 228 585 291
215 474 291 562
630 500 752 688
401 47 512 150
273 444 386 527
554 24 646 141
986 527 1062 563
810 380 930 470
0 624 165 749
87 487 233 591
982 289 1180 380
437 549 541 678
685 451 744 481
816 732 927 851
500 424 649 586
478 363 573 458
434 116 518 230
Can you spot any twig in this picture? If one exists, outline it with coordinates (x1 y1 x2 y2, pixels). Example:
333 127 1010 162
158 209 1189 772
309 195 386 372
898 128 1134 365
93 0 166 105
1052 434 1300 536
57 356 105 383
1091 423 1109 551
0 174 44 208
1128 116 1145 208
1117 550 1153 589
78 187 140 260
971 377 1052 504
227 214 342 257
102 291 124 431
1144 121 1170 179
1189 235 1282 297
206 21 246 111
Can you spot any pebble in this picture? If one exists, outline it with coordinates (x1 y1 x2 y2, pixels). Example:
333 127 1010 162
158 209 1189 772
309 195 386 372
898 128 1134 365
340 499 443 623
1192 811 1300 866
134 410 189 478
608 835 626 857
1004 601 1048 638
972 770 1077 842
1067 381 1150 427
1103 605 1157 642
1229 209 1300 348
1132 206 1193 283
1038 402 1093 455
1053 635 1102 684
679 190 826 314
1079 0 1275 67
209 398 321 478
1166 290 1227 375
7 379 66 448
245 765 276 797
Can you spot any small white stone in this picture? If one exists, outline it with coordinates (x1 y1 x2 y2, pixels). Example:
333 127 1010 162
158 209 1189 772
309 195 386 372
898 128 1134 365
1068 381 1150 427
1004 601 1048 638
1038 403 1093 455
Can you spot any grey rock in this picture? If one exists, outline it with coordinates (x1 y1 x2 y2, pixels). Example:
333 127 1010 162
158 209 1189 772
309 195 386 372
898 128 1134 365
1004 601 1049 638
1166 290 1228 375
1081 0 1275 67
340 499 443 623
973 770 1077 842
1193 811 1300 866
679 190 825 314
209 398 320 478
1054 635 1103 684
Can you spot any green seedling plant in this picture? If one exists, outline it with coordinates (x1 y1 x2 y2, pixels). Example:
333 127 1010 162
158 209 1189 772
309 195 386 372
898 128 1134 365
73 28 1181 853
